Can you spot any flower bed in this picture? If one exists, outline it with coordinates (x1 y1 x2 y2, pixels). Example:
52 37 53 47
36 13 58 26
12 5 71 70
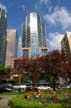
9 90 71 108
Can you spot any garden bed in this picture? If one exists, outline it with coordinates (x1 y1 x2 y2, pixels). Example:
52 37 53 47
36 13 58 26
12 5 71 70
9 89 71 108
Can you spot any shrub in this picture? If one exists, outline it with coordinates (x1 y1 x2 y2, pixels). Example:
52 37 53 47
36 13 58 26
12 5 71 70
9 95 44 108
44 104 71 108
9 90 71 108
46 104 62 108
9 95 71 108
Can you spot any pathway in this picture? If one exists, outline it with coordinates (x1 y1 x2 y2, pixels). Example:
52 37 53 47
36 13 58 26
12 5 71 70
0 95 15 108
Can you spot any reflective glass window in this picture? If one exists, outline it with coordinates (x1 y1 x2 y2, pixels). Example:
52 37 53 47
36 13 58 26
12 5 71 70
23 50 29 58
42 49 47 56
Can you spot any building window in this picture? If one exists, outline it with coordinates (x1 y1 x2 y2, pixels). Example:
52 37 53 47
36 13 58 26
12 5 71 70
31 36 39 58
42 49 47 56
23 50 29 58
31 46 39 58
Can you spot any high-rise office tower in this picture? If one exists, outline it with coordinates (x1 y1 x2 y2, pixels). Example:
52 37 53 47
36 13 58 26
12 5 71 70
61 32 71 61
17 36 22 57
5 29 18 67
0 5 7 64
22 12 48 58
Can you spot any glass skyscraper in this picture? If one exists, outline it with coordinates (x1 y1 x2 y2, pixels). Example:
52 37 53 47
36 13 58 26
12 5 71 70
0 6 7 64
22 12 48 58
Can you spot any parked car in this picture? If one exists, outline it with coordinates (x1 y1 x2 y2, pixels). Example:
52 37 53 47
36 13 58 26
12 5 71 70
26 86 33 91
0 83 13 93
37 86 51 90
66 84 71 88
13 85 26 91
4 87 13 92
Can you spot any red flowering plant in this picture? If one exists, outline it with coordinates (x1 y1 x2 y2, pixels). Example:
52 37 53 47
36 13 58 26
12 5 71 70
23 89 71 104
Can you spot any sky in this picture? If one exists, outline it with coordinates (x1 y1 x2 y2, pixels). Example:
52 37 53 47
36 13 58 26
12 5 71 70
0 0 71 56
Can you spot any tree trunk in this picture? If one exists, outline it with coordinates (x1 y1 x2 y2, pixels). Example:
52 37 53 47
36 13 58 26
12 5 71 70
52 78 56 91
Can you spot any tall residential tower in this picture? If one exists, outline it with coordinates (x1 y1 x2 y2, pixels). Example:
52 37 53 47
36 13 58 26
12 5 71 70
5 29 18 67
22 12 48 58
0 5 7 64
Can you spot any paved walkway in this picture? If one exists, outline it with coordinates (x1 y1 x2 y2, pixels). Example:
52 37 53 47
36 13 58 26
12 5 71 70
0 95 15 108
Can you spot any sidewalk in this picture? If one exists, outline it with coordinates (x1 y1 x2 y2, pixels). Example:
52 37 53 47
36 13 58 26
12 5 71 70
0 95 15 108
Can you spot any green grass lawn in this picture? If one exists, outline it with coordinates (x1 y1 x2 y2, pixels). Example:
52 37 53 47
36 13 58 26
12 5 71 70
0 91 26 96
0 88 71 95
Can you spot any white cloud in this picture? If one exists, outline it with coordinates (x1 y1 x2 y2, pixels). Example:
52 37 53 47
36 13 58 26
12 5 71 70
39 0 49 5
47 32 64 51
0 3 7 13
44 7 71 30
35 0 50 9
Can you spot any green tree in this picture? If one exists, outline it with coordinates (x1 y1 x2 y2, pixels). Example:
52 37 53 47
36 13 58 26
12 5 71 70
0 64 5 74
0 64 5 80
5 66 12 74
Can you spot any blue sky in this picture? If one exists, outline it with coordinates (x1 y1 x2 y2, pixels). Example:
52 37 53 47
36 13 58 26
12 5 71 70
0 0 71 56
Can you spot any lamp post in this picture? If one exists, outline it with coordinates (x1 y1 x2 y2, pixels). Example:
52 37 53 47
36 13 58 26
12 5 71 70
13 74 22 85
19 70 28 85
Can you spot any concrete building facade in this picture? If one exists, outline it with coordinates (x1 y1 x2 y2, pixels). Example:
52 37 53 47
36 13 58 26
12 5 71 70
22 12 48 58
61 32 71 61
0 6 7 64
5 29 18 67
